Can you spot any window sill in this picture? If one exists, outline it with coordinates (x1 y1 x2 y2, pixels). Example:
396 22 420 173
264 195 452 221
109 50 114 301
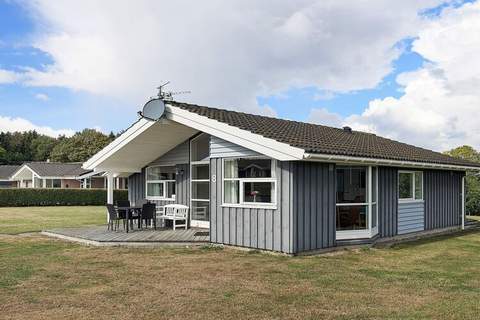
221 204 277 210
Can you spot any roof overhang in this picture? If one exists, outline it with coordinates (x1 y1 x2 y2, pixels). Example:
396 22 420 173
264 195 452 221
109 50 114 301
83 104 306 173
83 116 198 173
304 152 480 171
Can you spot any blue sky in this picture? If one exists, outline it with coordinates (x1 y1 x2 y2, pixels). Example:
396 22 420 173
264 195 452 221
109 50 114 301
0 0 479 151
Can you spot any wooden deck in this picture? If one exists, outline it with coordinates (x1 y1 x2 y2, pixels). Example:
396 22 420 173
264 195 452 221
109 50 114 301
43 226 210 245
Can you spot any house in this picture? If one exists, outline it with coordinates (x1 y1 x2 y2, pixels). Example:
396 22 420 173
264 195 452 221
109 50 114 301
83 100 480 254
5 162 128 190
0 165 20 188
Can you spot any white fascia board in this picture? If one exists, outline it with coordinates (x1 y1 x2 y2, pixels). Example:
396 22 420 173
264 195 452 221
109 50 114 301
9 164 40 181
83 118 156 170
166 105 305 161
95 166 142 174
304 153 480 171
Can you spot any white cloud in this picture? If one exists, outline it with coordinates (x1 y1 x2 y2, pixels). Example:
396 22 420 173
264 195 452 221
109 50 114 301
17 0 442 115
346 1 480 151
307 108 344 128
0 69 20 84
0 115 74 137
34 93 49 101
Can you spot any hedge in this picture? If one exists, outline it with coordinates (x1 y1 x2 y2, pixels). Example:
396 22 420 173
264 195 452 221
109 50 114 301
0 188 128 207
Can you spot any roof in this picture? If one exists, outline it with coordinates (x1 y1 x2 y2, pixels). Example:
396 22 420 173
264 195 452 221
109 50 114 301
169 101 479 168
23 162 91 177
0 165 20 180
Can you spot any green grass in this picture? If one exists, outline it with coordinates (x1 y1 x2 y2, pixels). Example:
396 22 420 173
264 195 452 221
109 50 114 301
0 206 105 234
0 232 478 319
0 207 479 318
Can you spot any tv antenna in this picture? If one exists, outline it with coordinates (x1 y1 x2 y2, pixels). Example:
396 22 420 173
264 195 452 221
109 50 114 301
156 81 190 101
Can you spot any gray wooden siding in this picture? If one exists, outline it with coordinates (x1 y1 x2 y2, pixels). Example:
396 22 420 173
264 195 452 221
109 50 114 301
209 136 261 158
292 162 336 252
424 170 464 230
128 164 189 207
148 140 189 166
209 158 295 253
378 167 398 237
398 201 424 234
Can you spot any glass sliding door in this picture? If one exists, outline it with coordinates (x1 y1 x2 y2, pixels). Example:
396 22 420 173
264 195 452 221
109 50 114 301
336 165 378 239
190 134 210 228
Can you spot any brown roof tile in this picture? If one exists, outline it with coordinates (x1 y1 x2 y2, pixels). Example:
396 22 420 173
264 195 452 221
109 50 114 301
170 101 479 168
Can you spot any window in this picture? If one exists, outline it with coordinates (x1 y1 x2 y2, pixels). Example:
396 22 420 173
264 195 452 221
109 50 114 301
223 158 276 206
45 179 61 188
399 171 423 201
336 167 368 231
146 166 176 199
336 166 378 238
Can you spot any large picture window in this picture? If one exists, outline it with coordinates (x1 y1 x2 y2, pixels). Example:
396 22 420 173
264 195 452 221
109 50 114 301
223 158 276 206
399 171 423 201
146 166 176 200
336 166 378 239
45 179 61 188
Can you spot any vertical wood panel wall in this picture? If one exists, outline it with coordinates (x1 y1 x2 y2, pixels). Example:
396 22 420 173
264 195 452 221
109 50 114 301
292 162 336 252
378 167 398 237
209 159 295 253
424 170 464 230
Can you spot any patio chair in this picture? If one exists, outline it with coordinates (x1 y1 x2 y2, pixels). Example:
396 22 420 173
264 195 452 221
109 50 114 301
106 204 122 231
157 204 189 230
140 203 157 229
116 200 140 230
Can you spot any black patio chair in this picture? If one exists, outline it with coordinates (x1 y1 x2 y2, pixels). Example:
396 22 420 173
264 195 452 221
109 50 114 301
116 199 141 229
140 203 157 230
106 204 122 231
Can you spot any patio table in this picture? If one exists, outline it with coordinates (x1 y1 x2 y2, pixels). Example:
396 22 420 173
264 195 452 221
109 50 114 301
116 206 143 233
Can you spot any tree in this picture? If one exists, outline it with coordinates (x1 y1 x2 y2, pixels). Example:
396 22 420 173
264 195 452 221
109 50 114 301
0 146 6 164
445 145 480 215
30 135 57 161
50 129 114 162
444 145 480 162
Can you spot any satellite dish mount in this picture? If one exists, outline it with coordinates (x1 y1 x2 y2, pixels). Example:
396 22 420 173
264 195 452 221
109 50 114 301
138 82 190 121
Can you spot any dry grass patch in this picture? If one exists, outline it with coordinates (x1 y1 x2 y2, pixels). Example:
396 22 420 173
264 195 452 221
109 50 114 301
0 232 479 319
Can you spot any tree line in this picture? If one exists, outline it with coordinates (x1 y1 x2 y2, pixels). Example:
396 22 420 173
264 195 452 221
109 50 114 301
0 129 116 164
444 145 480 215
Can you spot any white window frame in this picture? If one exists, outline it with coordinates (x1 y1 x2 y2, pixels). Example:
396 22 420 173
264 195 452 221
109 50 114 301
190 133 211 228
145 165 176 201
222 157 277 209
398 170 423 203
336 166 378 240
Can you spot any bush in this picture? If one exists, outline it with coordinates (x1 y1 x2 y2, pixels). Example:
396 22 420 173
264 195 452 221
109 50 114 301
0 188 128 207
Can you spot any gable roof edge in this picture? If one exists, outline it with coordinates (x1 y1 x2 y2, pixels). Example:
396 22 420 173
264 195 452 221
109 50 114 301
166 104 305 161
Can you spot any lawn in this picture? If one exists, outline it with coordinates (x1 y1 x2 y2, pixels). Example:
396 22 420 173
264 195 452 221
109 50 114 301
0 206 105 234
0 207 479 319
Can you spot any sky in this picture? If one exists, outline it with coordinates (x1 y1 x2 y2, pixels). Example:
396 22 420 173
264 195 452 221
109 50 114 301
0 0 479 152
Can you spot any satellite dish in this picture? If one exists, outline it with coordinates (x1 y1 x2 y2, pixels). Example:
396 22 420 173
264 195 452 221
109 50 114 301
141 98 165 121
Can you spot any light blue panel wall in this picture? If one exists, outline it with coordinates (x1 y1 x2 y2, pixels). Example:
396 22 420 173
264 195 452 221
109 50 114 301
148 140 189 165
398 201 424 234
209 136 261 158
